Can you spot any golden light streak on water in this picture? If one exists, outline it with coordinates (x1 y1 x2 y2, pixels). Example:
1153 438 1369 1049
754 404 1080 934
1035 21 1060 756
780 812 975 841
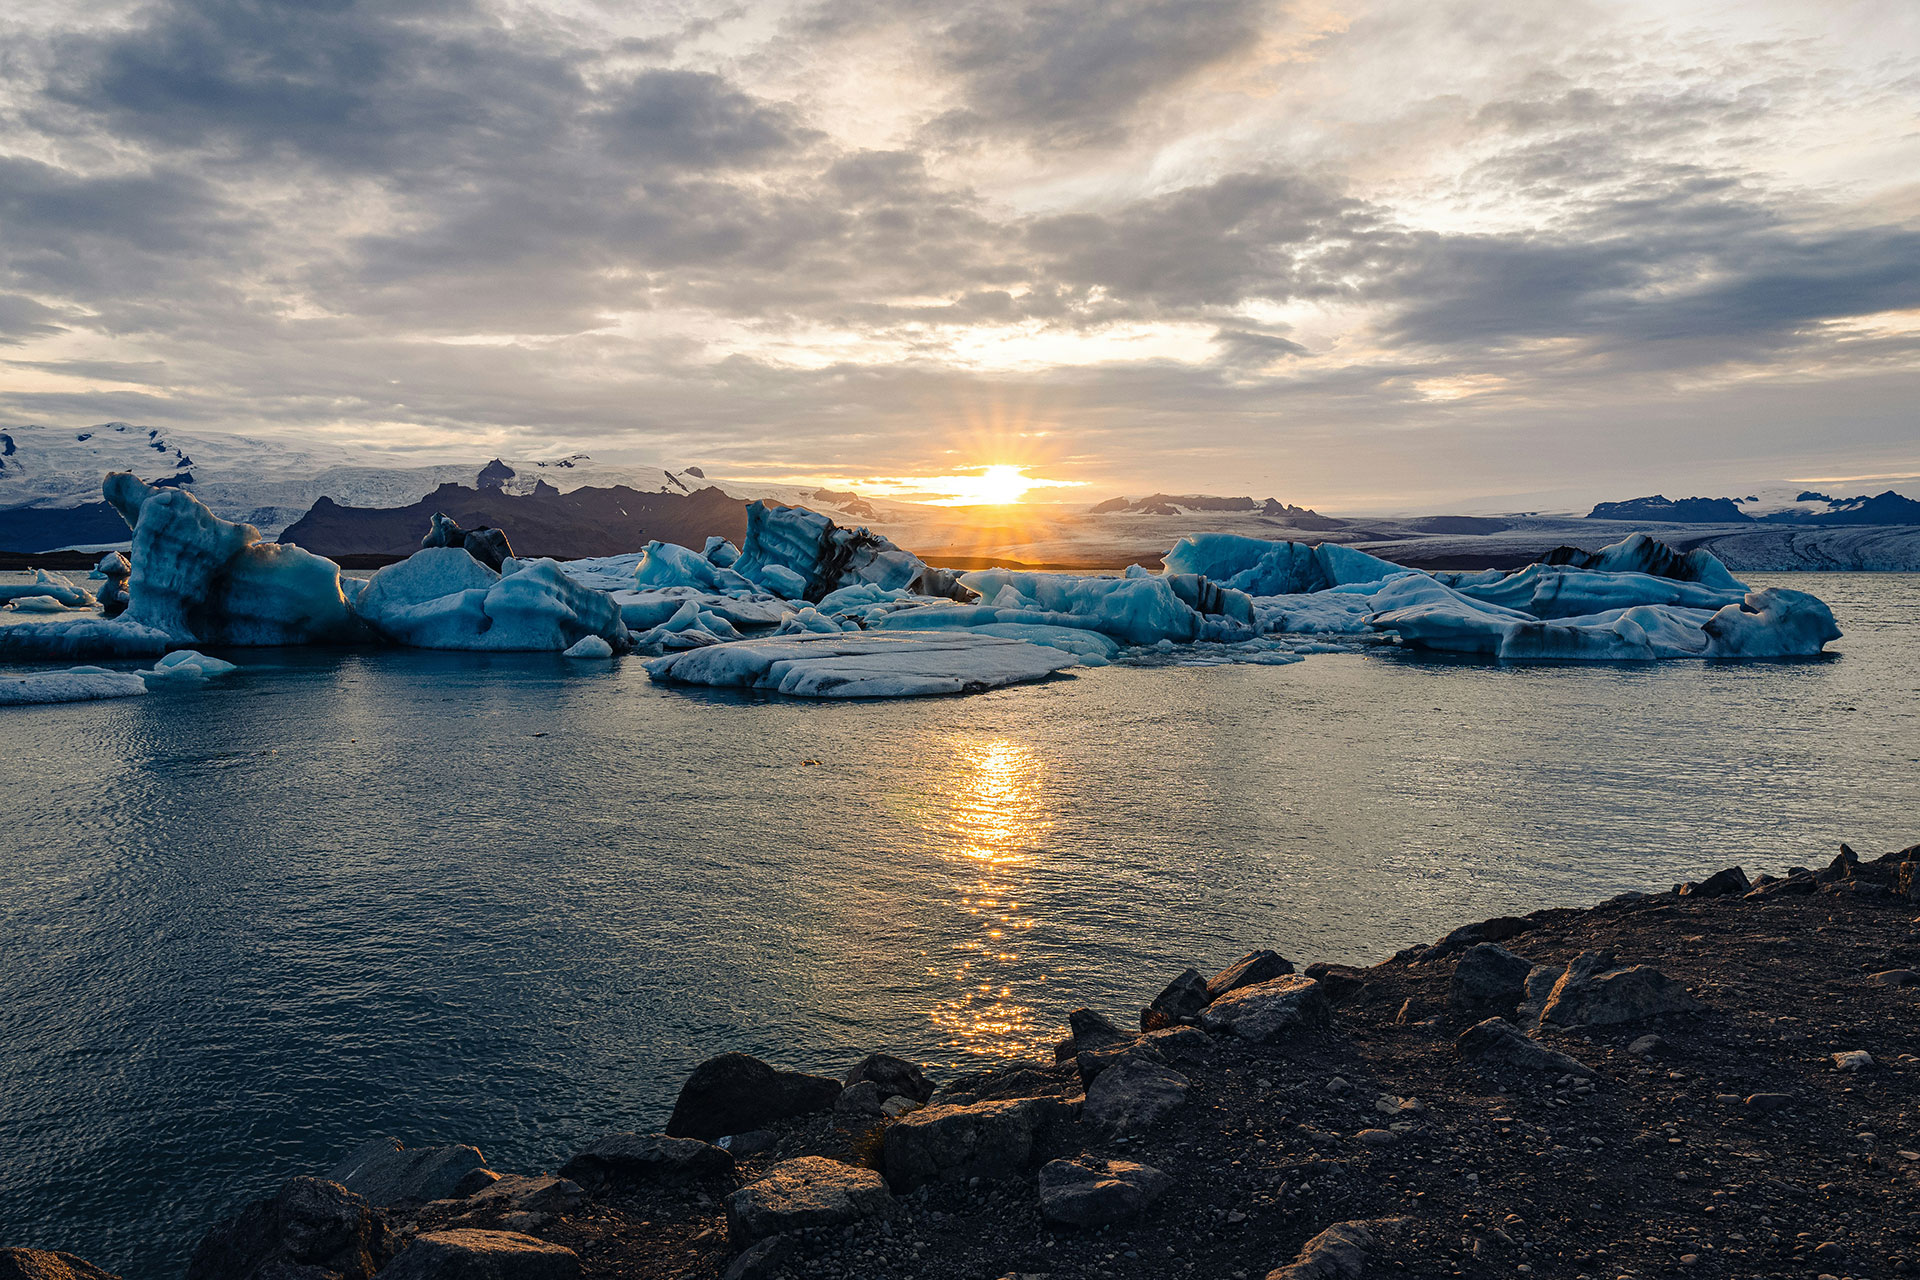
923 736 1054 1061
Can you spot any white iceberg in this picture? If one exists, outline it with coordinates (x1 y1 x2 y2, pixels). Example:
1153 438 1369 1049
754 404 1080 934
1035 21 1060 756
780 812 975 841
953 568 1252 645
563 634 616 659
6 595 75 614
103 472 359 647
0 666 149 706
351 548 631 652
1162 533 1405 594
645 631 1080 698
1701 587 1842 658
633 539 757 593
140 649 240 682
0 569 97 609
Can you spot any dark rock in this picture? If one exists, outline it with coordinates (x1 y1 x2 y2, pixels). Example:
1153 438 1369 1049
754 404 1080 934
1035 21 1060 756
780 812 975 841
1066 1008 1127 1053
1746 872 1816 898
1456 1018 1594 1078
834 1080 887 1117
664 1053 842 1141
0 1250 120 1280
1744 1092 1793 1112
1076 1036 1163 1087
881 1099 1039 1190
326 1138 489 1208
1894 863 1920 902
842 1053 934 1104
1678 866 1751 898
721 1131 777 1157
1200 976 1330 1043
1532 951 1705 1029
419 513 515 573
185 1177 395 1280
1267 1218 1397 1279
1867 969 1920 987
1140 968 1210 1031
557 1133 733 1188
1817 845 1860 883
1140 1025 1213 1061
1301 963 1368 1004
453 1170 501 1198
1206 949 1295 1001
1431 915 1530 957
725 1157 891 1244
720 1235 792 1280
1627 1034 1669 1058
459 1175 584 1219
1082 1059 1191 1133
377 1230 578 1279
1449 944 1535 1022
1036 1158 1172 1228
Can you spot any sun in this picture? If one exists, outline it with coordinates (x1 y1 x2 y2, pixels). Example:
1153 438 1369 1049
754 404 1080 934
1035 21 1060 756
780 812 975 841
949 465 1037 506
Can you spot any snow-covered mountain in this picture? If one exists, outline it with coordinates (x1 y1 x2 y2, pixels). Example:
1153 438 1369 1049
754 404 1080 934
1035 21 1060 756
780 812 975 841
0 422 710 537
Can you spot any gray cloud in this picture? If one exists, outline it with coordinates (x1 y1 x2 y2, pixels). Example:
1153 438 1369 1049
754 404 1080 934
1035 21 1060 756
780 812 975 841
0 0 1914 504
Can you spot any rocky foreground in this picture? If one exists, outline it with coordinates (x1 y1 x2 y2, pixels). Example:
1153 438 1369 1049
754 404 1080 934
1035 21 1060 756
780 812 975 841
9 845 1920 1280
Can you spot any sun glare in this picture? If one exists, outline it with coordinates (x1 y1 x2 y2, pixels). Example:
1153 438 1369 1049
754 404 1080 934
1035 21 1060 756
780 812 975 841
834 464 1084 507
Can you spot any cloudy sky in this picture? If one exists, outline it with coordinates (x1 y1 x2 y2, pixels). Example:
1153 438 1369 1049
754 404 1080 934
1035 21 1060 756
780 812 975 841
1 0 1916 509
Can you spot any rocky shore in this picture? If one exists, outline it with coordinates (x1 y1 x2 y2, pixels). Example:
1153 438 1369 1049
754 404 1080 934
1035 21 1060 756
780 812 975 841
8 843 1920 1280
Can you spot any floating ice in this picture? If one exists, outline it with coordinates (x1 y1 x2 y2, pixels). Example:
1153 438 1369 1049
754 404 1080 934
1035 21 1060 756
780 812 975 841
0 667 148 706
634 540 756 593
6 595 74 613
703 536 740 567
954 569 1252 645
563 635 615 659
609 589 789 633
646 632 1079 698
104 472 359 647
775 606 845 635
1162 533 1405 595
732 501 973 602
1701 587 1842 658
0 569 97 609
141 649 239 681
351 548 630 652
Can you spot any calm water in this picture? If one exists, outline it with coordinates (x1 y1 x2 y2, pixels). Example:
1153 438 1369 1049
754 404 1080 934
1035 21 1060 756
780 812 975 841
2 572 1916 1277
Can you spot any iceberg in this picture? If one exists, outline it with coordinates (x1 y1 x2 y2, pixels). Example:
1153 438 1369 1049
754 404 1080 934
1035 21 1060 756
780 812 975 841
731 501 974 602
1701 587 1842 658
0 666 149 706
94 552 131 617
5 595 76 614
0 569 98 609
646 632 1080 698
1543 531 1745 590
563 635 616 659
955 568 1252 645
420 511 514 572
703 536 741 567
633 539 757 594
610 588 790 633
351 548 631 652
1162 533 1405 595
104 472 360 647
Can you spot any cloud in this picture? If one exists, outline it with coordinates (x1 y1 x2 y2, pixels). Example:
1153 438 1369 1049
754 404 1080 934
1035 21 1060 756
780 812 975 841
0 0 1913 506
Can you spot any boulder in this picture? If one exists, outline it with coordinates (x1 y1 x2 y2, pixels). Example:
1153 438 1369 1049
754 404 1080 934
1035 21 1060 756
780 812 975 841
1532 951 1704 1029
1199 976 1329 1043
1076 1036 1164 1086
1206 949 1295 1001
1678 866 1750 898
1266 1219 1388 1280
725 1158 891 1245
664 1053 842 1141
185 1176 395 1280
1082 1059 1190 1133
555 1133 733 1189
881 1099 1039 1191
1063 1008 1128 1056
1141 1025 1213 1062
1036 1158 1172 1228
1301 963 1368 1004
459 1175 584 1219
842 1053 934 1104
1456 1018 1593 1079
833 1080 887 1117
1140 968 1210 1031
1429 915 1529 958
720 1236 792 1280
0 1251 119 1280
326 1138 490 1208
1448 944 1534 1022
378 1230 578 1280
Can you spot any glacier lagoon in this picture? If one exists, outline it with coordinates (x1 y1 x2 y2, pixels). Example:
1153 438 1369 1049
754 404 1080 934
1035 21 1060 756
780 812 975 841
1 570 1917 1278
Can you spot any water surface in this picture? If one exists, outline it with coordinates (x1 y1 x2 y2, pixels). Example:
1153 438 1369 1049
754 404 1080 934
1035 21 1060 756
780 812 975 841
1 572 1915 1277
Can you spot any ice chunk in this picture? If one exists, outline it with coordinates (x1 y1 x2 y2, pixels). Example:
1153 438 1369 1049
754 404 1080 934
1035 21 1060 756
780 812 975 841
0 667 149 706
6 595 74 613
776 606 844 635
352 548 630 651
955 569 1249 645
732 501 974 602
1702 588 1842 657
104 472 358 646
646 631 1079 698
563 635 615 659
755 563 810 599
0 569 97 608
703 536 740 567
610 589 788 632
1161 534 1405 594
94 552 131 617
142 649 240 680
1445 564 1744 618
1545 532 1745 590
1250 593 1377 635
634 540 756 593
0 616 172 660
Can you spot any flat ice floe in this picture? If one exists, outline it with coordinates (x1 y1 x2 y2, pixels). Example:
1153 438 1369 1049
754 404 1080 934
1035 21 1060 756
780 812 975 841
0 667 149 706
645 632 1080 698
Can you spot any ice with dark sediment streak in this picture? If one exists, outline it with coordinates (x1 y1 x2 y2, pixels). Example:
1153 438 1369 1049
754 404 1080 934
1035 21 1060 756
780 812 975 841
350 547 631 652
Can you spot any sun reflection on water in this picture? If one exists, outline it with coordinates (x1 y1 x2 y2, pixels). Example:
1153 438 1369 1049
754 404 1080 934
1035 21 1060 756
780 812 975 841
924 737 1054 1061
